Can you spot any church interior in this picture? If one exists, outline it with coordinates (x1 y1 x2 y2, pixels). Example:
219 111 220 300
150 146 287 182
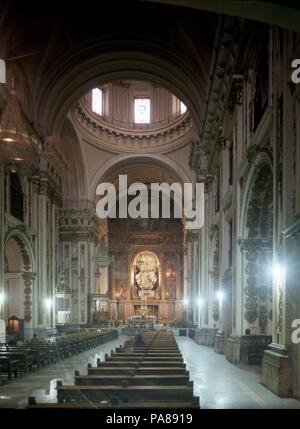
0 0 300 410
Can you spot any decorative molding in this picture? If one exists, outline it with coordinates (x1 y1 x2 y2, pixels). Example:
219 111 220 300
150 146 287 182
31 176 62 207
23 272 35 323
227 76 244 113
222 185 233 211
190 16 240 169
72 101 195 154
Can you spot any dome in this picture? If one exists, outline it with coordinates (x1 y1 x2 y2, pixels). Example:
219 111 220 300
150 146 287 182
72 80 195 153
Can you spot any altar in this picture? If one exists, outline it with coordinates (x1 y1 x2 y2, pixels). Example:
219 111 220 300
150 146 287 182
128 315 156 328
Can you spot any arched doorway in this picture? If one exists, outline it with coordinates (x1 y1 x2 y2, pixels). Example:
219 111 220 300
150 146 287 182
3 232 35 341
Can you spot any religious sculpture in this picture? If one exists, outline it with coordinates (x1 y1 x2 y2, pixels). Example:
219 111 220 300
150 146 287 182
133 252 159 298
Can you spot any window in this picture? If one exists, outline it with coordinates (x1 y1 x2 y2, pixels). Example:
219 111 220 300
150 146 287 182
134 98 150 124
92 88 103 115
10 172 23 222
180 101 187 114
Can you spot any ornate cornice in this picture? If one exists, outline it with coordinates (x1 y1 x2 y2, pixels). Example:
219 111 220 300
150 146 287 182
72 101 195 153
238 237 272 251
59 208 102 243
31 175 62 207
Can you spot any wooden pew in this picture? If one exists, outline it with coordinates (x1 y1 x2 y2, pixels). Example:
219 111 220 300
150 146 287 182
0 357 19 381
74 371 191 386
96 360 186 368
1 346 48 369
30 329 200 409
87 365 189 376
106 356 184 362
28 397 199 409
56 381 196 403
0 350 34 373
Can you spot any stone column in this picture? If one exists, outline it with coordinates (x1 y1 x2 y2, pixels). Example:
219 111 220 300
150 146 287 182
59 208 101 325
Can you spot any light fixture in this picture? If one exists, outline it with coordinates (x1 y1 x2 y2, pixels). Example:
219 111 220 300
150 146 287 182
0 75 41 167
197 298 203 306
216 291 224 303
0 292 5 304
272 262 285 284
45 298 53 309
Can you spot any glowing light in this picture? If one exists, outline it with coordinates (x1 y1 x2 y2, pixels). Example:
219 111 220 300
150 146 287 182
272 262 284 284
45 298 53 308
134 98 150 124
0 292 5 304
197 298 203 306
216 291 225 303
92 88 103 115
180 101 187 114
182 299 188 306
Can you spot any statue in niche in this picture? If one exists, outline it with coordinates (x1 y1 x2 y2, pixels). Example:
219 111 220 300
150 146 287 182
133 252 159 298
116 281 126 299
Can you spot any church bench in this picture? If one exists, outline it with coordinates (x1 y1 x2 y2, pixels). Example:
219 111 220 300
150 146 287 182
27 397 199 408
0 357 19 380
50 329 118 357
26 349 48 368
140 360 185 367
96 360 186 368
133 348 179 353
88 366 189 376
56 381 195 403
111 352 145 358
106 356 184 362
30 346 58 364
74 374 191 386
2 346 51 368
0 351 34 373
113 351 182 357
21 343 59 364
145 353 182 357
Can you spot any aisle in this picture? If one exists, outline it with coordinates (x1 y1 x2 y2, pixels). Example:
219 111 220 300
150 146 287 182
0 334 127 408
175 335 300 409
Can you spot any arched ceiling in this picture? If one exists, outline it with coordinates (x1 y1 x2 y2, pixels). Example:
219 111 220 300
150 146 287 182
0 0 217 136
89 153 193 201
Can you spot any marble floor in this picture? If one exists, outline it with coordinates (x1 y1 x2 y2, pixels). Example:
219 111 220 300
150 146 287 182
1 332 300 409
175 335 300 409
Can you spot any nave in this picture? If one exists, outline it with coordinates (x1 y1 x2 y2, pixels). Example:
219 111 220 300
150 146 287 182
1 0 300 406
1 331 300 409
